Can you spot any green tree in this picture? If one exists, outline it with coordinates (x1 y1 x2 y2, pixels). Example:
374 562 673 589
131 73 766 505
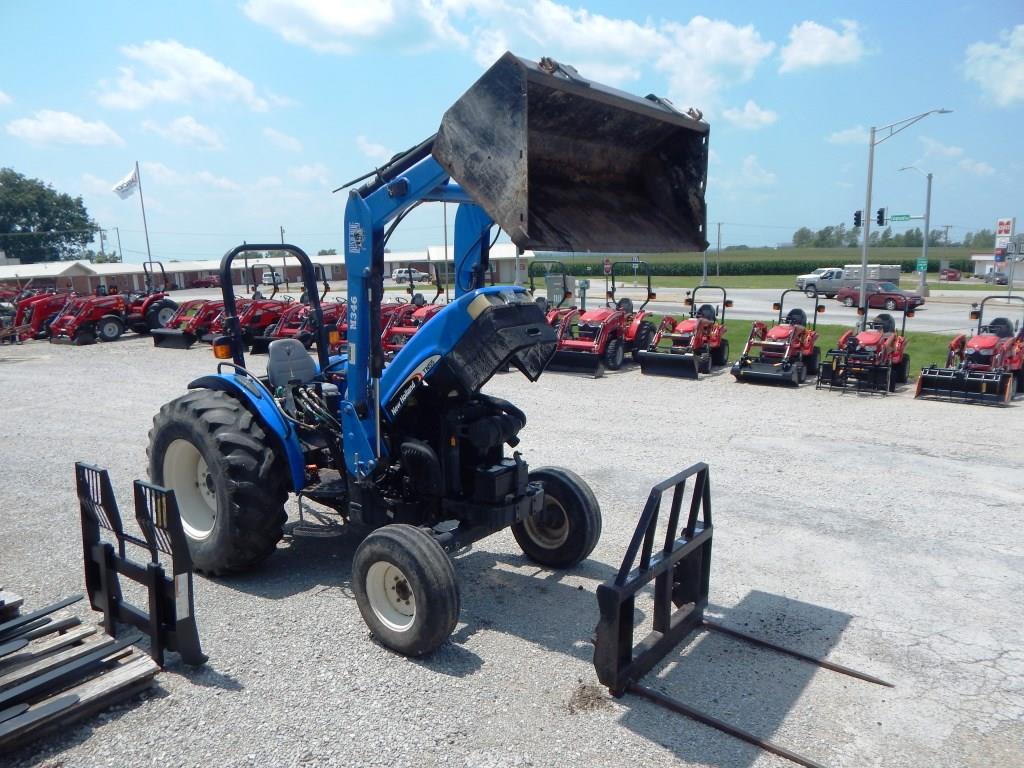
0 168 96 263
317 248 337 256
813 226 836 247
928 229 944 247
844 226 861 247
879 226 894 246
792 227 814 247
971 229 995 248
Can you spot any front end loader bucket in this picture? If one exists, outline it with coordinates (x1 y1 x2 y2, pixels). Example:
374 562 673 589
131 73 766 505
248 335 273 355
915 365 1014 405
731 360 801 386
152 328 197 349
433 53 709 254
546 350 605 378
637 349 700 379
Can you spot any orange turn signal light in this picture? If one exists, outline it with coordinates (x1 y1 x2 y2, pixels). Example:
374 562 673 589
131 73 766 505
212 336 232 359
328 329 341 346
969 310 980 320
725 299 734 308
772 302 781 311
684 298 693 306
817 305 826 313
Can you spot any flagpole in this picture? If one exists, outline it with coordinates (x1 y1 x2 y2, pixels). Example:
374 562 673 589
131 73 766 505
134 161 153 263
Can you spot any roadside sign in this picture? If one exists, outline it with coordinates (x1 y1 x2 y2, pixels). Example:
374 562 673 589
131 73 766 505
631 254 639 264
890 214 911 222
603 258 612 275
916 257 928 272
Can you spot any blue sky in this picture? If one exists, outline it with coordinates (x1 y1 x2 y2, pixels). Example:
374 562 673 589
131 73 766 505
1 1 1022 261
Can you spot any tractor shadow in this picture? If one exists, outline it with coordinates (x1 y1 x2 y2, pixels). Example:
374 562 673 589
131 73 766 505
615 590 859 768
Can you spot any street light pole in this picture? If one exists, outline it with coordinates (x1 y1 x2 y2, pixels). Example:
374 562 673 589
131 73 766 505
858 108 951 329
900 166 932 297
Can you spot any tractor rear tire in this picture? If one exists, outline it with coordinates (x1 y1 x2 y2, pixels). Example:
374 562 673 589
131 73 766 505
352 524 459 657
97 315 124 342
147 299 179 330
148 389 288 574
698 354 712 374
604 337 624 370
513 467 601 568
631 322 656 363
711 339 730 367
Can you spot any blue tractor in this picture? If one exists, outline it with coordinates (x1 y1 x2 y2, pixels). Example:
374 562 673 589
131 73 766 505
147 53 710 656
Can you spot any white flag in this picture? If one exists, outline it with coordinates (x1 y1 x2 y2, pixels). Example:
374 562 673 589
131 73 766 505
112 167 139 199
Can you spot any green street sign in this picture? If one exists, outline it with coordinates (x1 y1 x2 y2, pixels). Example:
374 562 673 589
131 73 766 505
891 214 911 221
916 258 928 271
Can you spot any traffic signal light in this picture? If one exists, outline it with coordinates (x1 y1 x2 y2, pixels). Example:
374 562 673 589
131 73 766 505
876 208 885 226
854 210 862 227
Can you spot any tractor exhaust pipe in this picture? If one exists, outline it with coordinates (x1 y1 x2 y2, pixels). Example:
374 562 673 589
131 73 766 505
433 53 710 254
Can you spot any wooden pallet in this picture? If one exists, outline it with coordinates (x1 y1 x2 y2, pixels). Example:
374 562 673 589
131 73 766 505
0 593 160 754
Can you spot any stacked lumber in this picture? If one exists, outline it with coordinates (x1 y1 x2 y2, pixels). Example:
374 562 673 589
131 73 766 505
0 590 159 754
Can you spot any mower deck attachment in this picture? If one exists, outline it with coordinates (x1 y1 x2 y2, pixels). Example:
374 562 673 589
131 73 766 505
76 462 206 667
731 359 803 385
915 365 1015 405
593 463 891 768
151 328 197 349
636 348 703 379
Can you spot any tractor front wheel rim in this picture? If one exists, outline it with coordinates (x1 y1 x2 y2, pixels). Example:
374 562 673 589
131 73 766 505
525 496 570 549
365 561 416 632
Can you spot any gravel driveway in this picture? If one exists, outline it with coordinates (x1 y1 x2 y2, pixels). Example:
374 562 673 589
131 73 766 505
1 336 1021 768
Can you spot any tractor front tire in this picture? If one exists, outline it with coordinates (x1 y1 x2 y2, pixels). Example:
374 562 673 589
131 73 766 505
353 525 459 657
97 315 124 342
513 468 602 568
711 339 730 367
148 389 288 574
604 337 625 370
804 346 821 376
631 322 656 363
894 354 910 384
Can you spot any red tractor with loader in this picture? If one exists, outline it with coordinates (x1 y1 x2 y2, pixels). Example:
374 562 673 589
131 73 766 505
12 290 77 340
916 295 1024 404
546 261 657 376
731 289 823 385
249 265 341 354
380 265 449 356
638 285 732 378
817 309 912 393
152 299 228 349
201 264 300 349
48 262 178 345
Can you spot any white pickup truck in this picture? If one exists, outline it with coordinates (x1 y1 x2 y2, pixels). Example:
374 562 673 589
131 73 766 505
795 268 844 297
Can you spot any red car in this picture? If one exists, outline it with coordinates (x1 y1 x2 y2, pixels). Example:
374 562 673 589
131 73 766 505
835 281 924 311
190 275 221 288
939 267 961 281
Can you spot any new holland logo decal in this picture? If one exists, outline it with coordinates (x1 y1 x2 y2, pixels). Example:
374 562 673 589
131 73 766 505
387 355 441 418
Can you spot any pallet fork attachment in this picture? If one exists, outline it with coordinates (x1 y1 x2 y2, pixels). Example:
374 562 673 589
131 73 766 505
594 463 892 768
76 462 206 667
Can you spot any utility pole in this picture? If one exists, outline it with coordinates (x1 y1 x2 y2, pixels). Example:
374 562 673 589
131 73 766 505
280 225 288 292
941 224 951 247
114 227 123 262
98 229 106 260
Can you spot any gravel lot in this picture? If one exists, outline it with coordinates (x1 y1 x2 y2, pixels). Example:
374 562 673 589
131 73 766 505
1 335 1022 768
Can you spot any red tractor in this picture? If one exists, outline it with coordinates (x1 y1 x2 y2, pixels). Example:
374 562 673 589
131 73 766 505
547 261 657 376
817 309 912 393
250 265 345 354
638 285 732 378
916 295 1024 404
731 289 823 385
13 290 77 340
152 299 228 349
48 262 178 345
200 264 300 349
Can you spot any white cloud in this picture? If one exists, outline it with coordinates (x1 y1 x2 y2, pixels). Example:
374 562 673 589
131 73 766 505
0 90 11 106
195 170 240 190
472 26 509 68
137 161 242 191
722 100 778 128
6 110 124 146
655 17 775 111
357 135 393 162
920 136 964 158
826 125 869 145
263 127 302 152
99 40 269 111
140 161 183 184
964 25 1024 107
289 163 330 185
740 154 776 186
780 20 865 73
959 158 995 176
143 115 222 149
243 0 397 54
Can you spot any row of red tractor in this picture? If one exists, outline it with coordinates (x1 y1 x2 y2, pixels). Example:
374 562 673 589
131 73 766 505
4 260 1022 405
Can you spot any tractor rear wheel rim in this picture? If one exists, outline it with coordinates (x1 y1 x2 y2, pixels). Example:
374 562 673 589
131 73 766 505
157 306 176 326
163 439 216 540
101 320 119 338
525 496 570 549
365 561 415 632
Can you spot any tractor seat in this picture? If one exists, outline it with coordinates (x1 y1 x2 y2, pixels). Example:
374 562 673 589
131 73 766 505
988 317 1014 338
872 313 896 333
696 303 716 322
616 297 634 314
785 308 807 327
267 339 317 388
535 296 549 313
412 293 427 307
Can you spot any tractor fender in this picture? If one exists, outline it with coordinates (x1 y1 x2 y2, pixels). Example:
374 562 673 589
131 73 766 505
187 374 306 491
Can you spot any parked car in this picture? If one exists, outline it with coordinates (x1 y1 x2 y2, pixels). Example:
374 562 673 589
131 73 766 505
939 267 961 281
261 269 283 286
190 275 220 288
835 281 924 310
984 271 1008 285
391 267 432 284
